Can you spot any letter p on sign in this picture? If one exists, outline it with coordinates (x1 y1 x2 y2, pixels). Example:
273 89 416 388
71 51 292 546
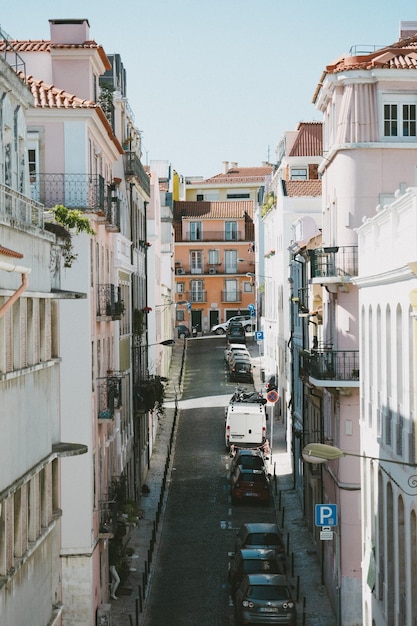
315 504 337 527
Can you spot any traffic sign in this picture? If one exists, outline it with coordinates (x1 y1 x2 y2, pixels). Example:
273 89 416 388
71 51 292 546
248 304 255 311
255 331 264 341
315 504 337 527
266 390 279 403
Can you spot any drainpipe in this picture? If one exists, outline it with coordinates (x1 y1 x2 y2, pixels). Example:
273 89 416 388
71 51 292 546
0 261 31 318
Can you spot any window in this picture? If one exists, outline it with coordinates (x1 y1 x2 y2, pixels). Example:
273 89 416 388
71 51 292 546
224 279 239 302
208 249 219 265
227 192 250 199
189 221 202 241
382 95 417 138
191 280 204 302
225 221 238 241
243 281 253 292
176 282 185 293
190 250 203 274
196 194 204 201
290 168 308 180
225 250 237 273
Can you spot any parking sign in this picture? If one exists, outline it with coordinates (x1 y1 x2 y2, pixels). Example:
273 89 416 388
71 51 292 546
315 504 337 527
255 331 264 341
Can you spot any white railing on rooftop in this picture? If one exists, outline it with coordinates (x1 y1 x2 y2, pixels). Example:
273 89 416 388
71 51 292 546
0 183 44 228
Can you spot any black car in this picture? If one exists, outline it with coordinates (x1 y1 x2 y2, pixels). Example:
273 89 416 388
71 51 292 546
229 357 253 383
228 548 285 599
226 323 246 345
230 448 266 474
234 573 297 625
235 523 286 571
175 325 190 339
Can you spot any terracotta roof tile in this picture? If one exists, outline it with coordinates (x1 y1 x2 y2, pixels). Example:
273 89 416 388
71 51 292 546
282 180 322 197
23 74 97 109
190 165 274 185
173 200 254 220
289 122 323 157
0 39 111 70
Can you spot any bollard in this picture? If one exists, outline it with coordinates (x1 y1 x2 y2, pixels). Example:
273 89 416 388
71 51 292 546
135 598 139 626
302 595 306 625
297 575 300 602
281 506 285 528
286 531 289 556
129 615 133 626
278 490 282 510
291 552 294 578
148 547 152 565
138 586 143 612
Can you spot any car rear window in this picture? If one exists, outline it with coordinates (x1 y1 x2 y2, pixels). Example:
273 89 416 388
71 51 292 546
247 585 290 601
238 457 265 470
247 533 280 546
243 560 277 574
240 472 267 483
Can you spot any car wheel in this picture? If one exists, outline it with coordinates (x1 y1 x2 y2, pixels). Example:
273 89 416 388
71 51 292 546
215 328 225 335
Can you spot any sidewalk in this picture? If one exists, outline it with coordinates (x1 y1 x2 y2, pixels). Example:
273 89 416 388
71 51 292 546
109 337 336 625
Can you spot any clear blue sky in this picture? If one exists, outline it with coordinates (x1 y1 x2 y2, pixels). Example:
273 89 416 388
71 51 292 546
2 1 417 178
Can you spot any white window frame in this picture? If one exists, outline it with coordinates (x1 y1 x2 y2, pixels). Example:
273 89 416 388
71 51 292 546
225 221 238 241
380 93 417 139
189 221 202 241
290 167 308 180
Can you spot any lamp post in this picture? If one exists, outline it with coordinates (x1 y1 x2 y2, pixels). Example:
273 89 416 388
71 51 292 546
302 442 417 468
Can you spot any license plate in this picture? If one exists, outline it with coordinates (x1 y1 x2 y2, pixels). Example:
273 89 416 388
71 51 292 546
259 607 278 613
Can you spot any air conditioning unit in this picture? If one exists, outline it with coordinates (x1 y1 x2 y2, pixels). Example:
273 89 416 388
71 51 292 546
176 268 185 275
209 268 217 275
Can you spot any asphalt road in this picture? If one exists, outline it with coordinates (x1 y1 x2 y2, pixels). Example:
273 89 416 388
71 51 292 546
142 336 277 625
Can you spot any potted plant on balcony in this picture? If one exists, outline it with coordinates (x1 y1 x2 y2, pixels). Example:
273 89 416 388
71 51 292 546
45 205 95 268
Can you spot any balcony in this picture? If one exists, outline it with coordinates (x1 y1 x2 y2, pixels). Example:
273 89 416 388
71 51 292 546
97 375 122 421
0 183 44 228
221 290 242 303
309 246 358 285
183 291 207 303
97 284 123 319
30 174 105 213
300 349 359 387
123 152 150 195
185 230 247 242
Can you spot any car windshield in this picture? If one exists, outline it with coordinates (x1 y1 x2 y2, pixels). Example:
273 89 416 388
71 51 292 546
240 472 267 483
237 456 264 470
247 585 290 601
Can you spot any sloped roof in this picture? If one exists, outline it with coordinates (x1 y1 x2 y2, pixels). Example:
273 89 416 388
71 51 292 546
282 180 322 197
0 245 24 259
0 38 111 70
313 33 417 103
190 165 274 185
25 74 97 109
289 122 323 157
173 200 254 220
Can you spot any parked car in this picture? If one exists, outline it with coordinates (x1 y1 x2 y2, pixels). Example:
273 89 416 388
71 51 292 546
224 343 250 363
265 374 277 391
228 350 251 370
228 548 285 599
211 315 254 335
235 523 286 571
175 325 190 339
230 467 271 505
230 448 266 474
234 573 297 625
226 323 246 345
229 357 253 383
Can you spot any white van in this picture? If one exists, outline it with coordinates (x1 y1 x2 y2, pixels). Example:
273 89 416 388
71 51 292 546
225 400 267 450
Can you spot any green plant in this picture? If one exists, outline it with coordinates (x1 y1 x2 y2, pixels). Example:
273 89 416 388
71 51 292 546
49 205 96 268
133 308 145 336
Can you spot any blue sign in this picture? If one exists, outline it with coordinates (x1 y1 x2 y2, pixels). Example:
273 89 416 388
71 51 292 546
315 504 337 527
255 331 264 341
248 304 255 311
187 302 192 310
250 310 256 317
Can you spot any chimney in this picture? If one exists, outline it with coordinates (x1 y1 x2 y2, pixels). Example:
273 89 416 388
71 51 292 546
49 19 90 44
223 161 229 174
231 162 238 169
399 21 417 39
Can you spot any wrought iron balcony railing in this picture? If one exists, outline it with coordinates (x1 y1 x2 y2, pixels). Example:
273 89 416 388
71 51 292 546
185 230 247 242
97 284 123 319
310 246 358 280
183 291 207 303
30 173 105 213
0 183 44 227
300 349 359 384
97 375 122 421
221 290 242 303
123 152 150 195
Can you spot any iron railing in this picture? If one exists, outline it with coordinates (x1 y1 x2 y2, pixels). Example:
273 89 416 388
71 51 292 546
97 284 122 318
221 290 242 303
183 291 207 303
97 375 122 420
300 349 359 382
30 173 105 213
0 183 44 227
123 152 150 195
310 246 358 279
185 230 246 242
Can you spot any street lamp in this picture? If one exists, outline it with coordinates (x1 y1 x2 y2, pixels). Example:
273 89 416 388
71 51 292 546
147 339 175 347
302 442 417 467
